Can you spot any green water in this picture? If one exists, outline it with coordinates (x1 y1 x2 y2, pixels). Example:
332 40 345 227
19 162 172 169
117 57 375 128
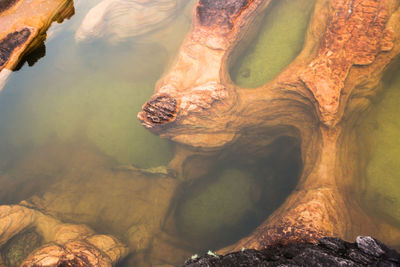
360 64 400 227
0 13 178 169
230 0 316 88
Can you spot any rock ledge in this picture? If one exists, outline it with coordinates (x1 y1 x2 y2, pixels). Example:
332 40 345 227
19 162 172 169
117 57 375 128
183 236 400 266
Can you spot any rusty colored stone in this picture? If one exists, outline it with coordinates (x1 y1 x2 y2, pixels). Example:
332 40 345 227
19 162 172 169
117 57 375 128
140 95 178 126
139 0 400 253
0 0 74 73
197 0 255 28
299 0 395 127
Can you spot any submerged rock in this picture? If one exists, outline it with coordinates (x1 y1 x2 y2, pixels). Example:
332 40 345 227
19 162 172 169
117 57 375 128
1 229 42 267
182 236 400 266
75 0 188 43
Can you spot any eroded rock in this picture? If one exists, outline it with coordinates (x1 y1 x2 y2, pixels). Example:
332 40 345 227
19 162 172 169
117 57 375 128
0 28 31 67
0 0 74 72
139 0 400 252
0 205 128 266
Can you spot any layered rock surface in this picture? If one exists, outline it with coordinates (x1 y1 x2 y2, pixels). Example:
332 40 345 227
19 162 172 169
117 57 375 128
183 236 400 267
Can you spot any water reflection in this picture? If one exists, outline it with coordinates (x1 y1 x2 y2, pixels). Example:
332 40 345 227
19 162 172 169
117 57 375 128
14 41 46 71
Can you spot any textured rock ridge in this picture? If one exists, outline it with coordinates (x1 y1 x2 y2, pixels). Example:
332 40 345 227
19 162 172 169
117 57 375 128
0 28 31 67
182 236 400 266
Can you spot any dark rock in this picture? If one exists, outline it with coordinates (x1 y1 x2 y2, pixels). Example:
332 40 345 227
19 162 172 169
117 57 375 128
346 248 374 265
142 95 178 125
182 236 400 267
197 0 254 28
318 237 346 253
356 236 385 257
0 28 31 67
0 0 18 13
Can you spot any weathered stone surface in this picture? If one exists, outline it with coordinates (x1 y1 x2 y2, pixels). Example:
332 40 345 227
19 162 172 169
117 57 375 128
141 95 178 125
182 236 400 267
139 0 400 252
0 28 30 67
0 205 128 266
197 0 255 28
318 237 346 253
299 0 395 126
356 236 385 257
0 0 74 73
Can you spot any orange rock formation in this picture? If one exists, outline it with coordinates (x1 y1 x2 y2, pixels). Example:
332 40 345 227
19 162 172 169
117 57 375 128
139 0 400 251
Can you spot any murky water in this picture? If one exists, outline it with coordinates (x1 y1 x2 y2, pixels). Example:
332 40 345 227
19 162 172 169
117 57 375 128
2 0 399 266
357 60 400 232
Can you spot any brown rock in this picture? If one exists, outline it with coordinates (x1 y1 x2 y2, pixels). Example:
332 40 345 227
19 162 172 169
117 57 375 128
0 0 74 72
138 0 400 252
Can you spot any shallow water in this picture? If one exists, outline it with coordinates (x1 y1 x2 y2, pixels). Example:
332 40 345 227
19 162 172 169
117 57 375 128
230 0 316 88
1 0 399 266
358 61 400 229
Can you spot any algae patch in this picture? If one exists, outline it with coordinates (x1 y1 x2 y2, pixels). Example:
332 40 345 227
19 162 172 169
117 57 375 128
230 0 316 88
1 229 43 267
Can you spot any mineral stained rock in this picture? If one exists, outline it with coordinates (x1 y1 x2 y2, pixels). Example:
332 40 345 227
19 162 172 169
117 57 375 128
0 0 74 73
0 28 31 67
139 0 400 251
182 236 400 267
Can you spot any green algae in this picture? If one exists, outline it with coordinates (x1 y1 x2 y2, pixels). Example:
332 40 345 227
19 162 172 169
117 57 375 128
360 68 400 225
1 229 43 267
230 0 316 88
